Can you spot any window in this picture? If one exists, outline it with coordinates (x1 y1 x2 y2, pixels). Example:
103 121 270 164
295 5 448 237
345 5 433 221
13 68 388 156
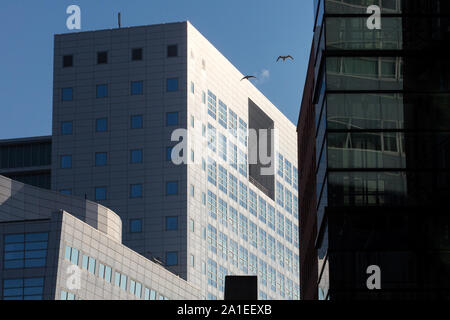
208 190 217 220
284 159 292 185
189 219 195 233
62 88 73 101
208 157 217 186
96 118 108 132
250 221 258 248
130 149 143 164
277 153 284 177
208 259 217 288
229 206 238 234
229 142 237 170
293 167 298 190
258 197 267 224
218 165 228 194
191 149 195 163
166 112 179 126
190 115 195 128
218 100 227 128
130 184 143 198
239 213 248 241
268 205 275 231
202 192 206 206
60 290 75 300
277 272 285 297
293 195 298 219
95 187 106 201
97 51 107 64
218 266 227 292
285 189 292 214
268 235 276 261
238 150 247 177
60 155 72 169
202 91 206 104
166 216 178 231
99 263 112 283
294 225 299 248
207 90 217 119
166 181 178 195
132 48 143 61
114 272 127 290
285 219 293 243
218 232 228 260
229 109 237 138
269 266 276 292
60 189 72 196
239 118 247 146
4 233 48 269
130 280 142 298
208 123 216 152
202 158 206 171
145 288 157 300
229 239 238 267
82 255 96 274
218 198 228 227
131 81 143 95
96 84 108 98
276 181 284 207
61 121 73 135
190 81 195 94
95 152 107 167
229 173 238 202
249 253 257 275
277 241 285 268
277 212 285 237
166 146 174 162
239 246 248 273
286 248 293 273
208 224 217 254
167 78 179 92
190 255 195 267
239 181 247 209
190 184 195 197
131 115 143 129
259 229 267 255
249 189 257 216
167 44 178 57
3 278 44 300
218 133 227 161
63 54 73 68
166 252 178 266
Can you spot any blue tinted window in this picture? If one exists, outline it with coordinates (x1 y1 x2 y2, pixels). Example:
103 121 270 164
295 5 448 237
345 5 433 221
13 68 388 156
130 149 143 164
166 217 178 231
3 277 44 300
166 112 178 126
96 84 108 98
95 187 106 201
60 189 72 195
61 155 72 169
166 252 178 266
130 219 142 233
130 184 143 198
131 115 143 129
167 147 174 161
61 121 73 135
167 78 178 92
95 152 107 166
62 88 73 101
96 118 108 132
166 181 178 195
131 81 143 95
4 233 48 270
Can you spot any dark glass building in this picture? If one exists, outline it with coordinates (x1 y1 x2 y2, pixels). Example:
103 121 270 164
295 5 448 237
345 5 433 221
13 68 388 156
302 0 450 299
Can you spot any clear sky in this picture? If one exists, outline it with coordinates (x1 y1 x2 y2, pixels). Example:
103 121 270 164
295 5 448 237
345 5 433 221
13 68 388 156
0 0 314 139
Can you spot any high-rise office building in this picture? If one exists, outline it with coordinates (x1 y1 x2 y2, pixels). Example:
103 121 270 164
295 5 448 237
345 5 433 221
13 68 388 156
1 21 300 300
299 0 450 299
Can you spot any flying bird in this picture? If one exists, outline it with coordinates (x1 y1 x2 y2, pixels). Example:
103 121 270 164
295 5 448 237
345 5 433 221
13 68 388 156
277 55 294 62
241 75 257 81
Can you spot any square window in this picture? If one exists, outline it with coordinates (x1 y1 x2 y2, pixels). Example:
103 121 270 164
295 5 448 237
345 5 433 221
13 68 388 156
132 48 143 61
63 55 73 68
61 155 72 169
95 152 107 166
62 88 73 101
130 219 142 233
166 181 178 195
131 115 143 129
167 45 178 57
61 121 73 135
166 112 179 126
166 216 178 231
97 51 108 64
96 84 108 98
131 81 143 95
96 118 108 132
166 252 178 266
167 78 179 92
130 149 143 164
95 187 106 201
60 189 72 195
130 184 143 198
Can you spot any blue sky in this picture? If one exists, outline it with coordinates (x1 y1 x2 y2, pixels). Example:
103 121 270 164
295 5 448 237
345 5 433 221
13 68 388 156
0 0 313 139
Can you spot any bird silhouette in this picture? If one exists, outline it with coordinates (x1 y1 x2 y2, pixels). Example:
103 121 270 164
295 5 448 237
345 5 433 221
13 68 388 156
277 55 294 62
241 75 257 81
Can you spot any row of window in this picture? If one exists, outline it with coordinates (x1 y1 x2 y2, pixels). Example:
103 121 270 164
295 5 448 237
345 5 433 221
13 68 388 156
3 232 49 269
128 216 179 234
62 45 179 68
2 277 44 300
206 223 299 276
61 78 179 101
64 245 170 300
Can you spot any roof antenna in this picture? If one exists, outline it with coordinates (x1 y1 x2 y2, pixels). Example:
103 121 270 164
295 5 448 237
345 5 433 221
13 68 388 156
118 12 121 28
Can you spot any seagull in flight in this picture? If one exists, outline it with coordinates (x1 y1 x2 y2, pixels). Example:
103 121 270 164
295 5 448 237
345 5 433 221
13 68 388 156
277 55 294 62
241 75 257 81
